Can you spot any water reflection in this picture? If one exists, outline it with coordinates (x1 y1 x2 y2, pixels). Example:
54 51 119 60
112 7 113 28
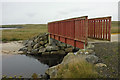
26 54 65 67
2 54 65 78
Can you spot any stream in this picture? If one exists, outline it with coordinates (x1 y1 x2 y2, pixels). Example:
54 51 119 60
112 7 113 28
2 54 64 78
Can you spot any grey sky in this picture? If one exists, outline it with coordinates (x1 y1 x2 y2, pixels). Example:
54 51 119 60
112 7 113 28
1 0 119 25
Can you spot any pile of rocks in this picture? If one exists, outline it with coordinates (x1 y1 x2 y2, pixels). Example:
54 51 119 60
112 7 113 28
19 33 79 55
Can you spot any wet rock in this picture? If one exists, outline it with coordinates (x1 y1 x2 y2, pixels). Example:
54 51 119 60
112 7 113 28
85 55 99 64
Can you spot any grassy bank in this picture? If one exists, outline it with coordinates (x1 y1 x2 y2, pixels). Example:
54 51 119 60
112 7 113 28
1 21 119 42
1 24 48 42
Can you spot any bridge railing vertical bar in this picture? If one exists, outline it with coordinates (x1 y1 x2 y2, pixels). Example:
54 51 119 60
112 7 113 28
88 16 111 41
108 17 111 41
48 16 111 49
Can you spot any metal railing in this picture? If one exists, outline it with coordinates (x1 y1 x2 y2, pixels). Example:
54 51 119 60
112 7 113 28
48 16 111 49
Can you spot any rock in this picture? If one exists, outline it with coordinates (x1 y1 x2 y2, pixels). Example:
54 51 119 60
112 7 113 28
61 52 75 65
51 46 59 51
76 49 95 55
46 46 53 51
51 51 58 54
95 63 107 67
58 50 66 55
33 43 40 49
73 47 80 52
17 51 24 54
44 43 49 47
46 46 59 51
19 47 28 53
44 40 48 44
17 41 23 43
2 50 10 54
23 40 29 45
39 41 44 45
66 44 72 48
46 64 61 78
42 52 50 55
34 37 39 43
38 48 46 53
65 47 73 53
85 55 99 64
31 49 38 54
87 43 94 49
39 46 44 49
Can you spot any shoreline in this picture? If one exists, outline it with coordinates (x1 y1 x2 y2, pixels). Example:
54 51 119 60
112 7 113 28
1 41 24 54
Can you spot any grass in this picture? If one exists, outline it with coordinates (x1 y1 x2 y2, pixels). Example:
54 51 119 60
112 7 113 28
1 24 48 42
1 21 119 42
56 56 99 78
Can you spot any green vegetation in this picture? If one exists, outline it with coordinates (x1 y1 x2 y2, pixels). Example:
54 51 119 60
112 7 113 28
111 21 119 33
1 21 119 42
1 24 48 42
56 56 99 78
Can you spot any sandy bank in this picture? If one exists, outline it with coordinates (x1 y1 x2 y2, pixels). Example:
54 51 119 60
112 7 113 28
0 41 24 54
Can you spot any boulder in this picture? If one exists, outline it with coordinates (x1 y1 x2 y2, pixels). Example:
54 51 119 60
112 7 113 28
46 64 61 78
85 55 99 64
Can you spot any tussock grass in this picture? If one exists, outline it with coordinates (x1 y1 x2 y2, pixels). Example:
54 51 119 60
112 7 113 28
56 56 99 78
2 24 48 42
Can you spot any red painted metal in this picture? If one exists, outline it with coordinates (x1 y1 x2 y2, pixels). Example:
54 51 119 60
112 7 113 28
48 16 111 49
88 16 111 40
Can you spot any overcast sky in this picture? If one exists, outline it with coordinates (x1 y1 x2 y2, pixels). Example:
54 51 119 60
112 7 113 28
1 0 119 25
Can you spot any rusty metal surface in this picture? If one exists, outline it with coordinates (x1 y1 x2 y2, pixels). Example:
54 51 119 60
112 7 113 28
48 16 111 49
